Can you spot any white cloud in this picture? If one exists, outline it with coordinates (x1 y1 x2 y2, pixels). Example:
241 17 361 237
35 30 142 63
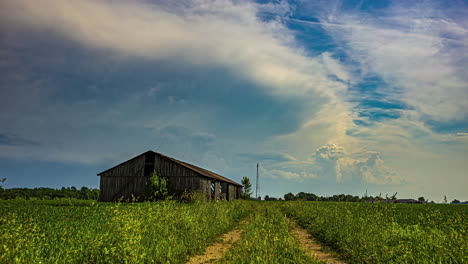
0 0 357 167
0 0 346 101
318 1 468 123
311 144 402 184
315 144 345 160
262 144 402 184
321 52 351 83
336 152 403 184
268 168 316 181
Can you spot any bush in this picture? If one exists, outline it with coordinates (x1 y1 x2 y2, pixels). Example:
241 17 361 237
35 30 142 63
147 170 169 201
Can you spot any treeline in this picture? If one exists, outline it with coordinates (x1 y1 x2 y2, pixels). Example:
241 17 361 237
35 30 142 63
0 186 99 200
282 192 362 202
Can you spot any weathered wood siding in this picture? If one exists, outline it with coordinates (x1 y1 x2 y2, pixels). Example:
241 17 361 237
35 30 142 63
199 178 211 197
100 176 148 201
99 154 146 177
99 154 147 201
154 155 200 178
228 184 237 201
154 155 204 196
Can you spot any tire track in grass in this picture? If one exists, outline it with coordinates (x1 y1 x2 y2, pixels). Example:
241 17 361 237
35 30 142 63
186 220 248 264
290 220 347 264
220 205 322 263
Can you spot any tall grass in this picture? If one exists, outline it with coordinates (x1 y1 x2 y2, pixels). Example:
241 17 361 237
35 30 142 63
0 199 254 263
280 201 467 264
2 199 466 263
221 204 321 264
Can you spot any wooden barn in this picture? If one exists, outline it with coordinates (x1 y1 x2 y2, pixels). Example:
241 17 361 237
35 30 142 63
97 151 242 202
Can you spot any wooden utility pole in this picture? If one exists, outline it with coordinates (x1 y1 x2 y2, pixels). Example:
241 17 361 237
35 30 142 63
256 163 260 200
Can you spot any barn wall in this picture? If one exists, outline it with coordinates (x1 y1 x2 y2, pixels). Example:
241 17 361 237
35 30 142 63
228 184 237 201
154 155 200 179
199 178 211 198
99 154 147 201
154 155 205 197
168 176 202 196
100 176 148 201
99 154 146 177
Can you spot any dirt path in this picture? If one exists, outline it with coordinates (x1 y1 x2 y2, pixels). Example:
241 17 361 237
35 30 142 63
290 221 348 264
186 221 246 264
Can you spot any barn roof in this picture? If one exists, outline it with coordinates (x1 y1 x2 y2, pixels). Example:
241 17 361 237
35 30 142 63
97 151 242 187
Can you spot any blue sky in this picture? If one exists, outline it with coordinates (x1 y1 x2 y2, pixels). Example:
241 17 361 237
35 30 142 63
1 0 467 201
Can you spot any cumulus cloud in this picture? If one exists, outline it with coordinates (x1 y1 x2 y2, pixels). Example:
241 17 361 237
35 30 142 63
266 144 402 185
336 152 402 184
320 145 403 184
315 144 345 160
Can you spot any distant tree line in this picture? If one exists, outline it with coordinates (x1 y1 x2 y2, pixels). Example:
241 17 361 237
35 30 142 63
280 192 468 204
283 192 403 202
0 186 99 200
283 192 362 202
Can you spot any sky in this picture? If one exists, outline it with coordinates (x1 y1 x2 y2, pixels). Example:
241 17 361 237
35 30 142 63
0 0 467 202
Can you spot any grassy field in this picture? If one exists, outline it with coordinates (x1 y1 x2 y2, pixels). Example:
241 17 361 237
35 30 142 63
280 201 467 264
1 199 466 263
0 199 253 263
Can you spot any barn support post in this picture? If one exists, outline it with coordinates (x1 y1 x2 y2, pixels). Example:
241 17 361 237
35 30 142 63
214 181 220 200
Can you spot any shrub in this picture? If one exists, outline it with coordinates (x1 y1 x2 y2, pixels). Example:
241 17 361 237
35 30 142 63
146 170 169 201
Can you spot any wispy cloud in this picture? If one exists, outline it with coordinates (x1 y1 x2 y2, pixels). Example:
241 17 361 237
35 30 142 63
0 133 39 146
315 0 468 124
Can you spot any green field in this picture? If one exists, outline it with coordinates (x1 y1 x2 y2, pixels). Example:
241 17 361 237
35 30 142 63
280 201 467 264
1 199 466 263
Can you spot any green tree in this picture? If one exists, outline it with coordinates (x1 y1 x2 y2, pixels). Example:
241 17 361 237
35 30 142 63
241 176 252 199
0 178 5 198
0 178 5 190
79 186 90 200
284 192 295 201
147 170 168 201
418 196 426 203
